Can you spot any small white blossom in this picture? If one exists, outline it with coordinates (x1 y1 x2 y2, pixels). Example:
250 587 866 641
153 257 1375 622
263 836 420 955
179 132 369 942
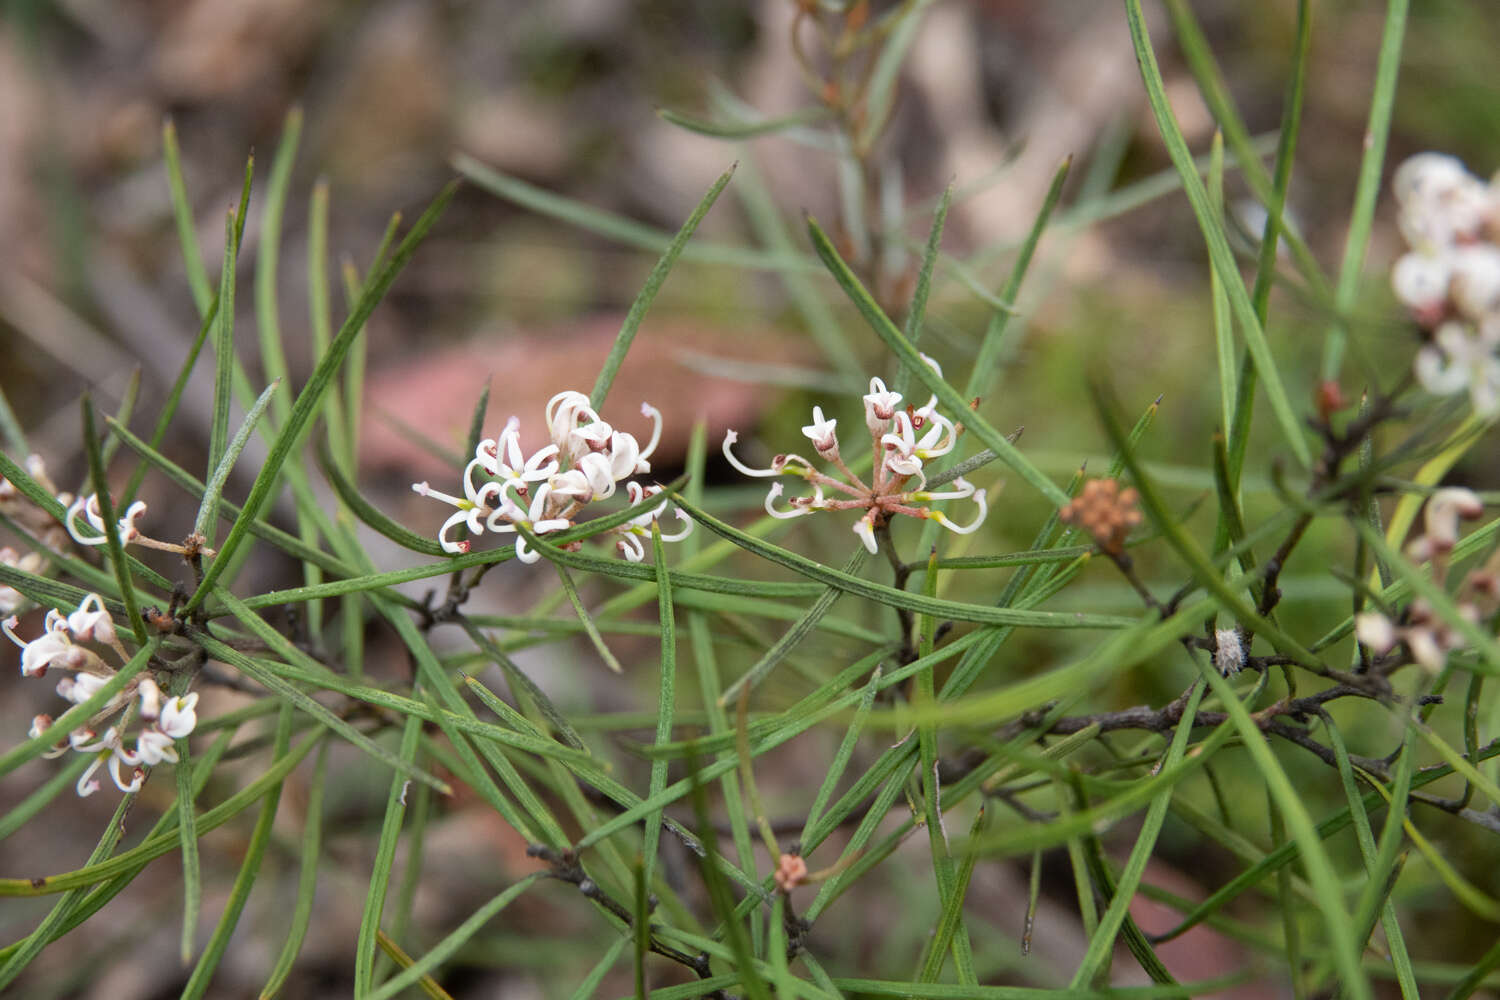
1414 322 1500 417
725 366 984 552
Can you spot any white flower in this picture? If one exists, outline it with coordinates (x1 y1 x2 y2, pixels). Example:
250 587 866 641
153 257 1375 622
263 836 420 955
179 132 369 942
489 483 573 564
1394 153 1491 252
411 476 505 555
1391 251 1451 321
135 728 179 766
73 727 142 797
1450 243 1500 322
136 676 163 721
474 416 559 488
57 671 108 705
66 593 115 645
863 378 903 437
158 692 199 739
4 613 88 677
801 406 839 459
1414 321 1500 417
1407 487 1485 562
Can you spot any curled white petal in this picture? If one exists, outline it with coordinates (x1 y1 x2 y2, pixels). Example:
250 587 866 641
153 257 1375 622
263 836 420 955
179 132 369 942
637 403 663 463
65 495 107 546
930 484 987 536
616 533 645 563
764 482 812 520
116 501 148 542
722 429 783 478
436 510 474 554
658 509 693 543
853 512 879 554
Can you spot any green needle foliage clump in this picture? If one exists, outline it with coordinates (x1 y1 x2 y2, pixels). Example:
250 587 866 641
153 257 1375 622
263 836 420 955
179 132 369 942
4 3 1500 999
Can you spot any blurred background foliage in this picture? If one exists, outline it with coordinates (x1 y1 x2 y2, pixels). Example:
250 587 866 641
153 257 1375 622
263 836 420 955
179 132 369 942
1 0 1499 996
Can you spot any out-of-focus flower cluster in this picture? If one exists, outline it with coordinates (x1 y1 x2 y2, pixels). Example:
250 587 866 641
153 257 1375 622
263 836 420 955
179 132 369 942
1389 153 1500 416
1356 487 1497 673
6 594 197 797
722 358 985 553
412 390 690 563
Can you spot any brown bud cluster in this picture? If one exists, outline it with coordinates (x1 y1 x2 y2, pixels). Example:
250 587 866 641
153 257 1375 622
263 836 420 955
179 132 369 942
1060 478 1143 555
773 853 809 894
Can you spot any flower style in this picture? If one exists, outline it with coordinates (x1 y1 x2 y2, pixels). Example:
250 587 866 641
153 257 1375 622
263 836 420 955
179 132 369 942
722 359 985 554
412 390 688 563
11 594 199 796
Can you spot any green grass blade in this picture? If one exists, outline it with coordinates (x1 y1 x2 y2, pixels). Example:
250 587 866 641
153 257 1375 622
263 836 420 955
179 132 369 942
180 705 292 1000
964 156 1071 402
194 378 280 542
316 438 444 556
176 740 203 964
735 153 864 378
685 746 771 1000
672 493 1131 628
202 595 453 792
858 0 936 151
355 709 424 997
208 200 244 500
364 874 545 1000
0 789 137 989
658 104 832 138
642 522 679 893
255 106 303 428
260 739 329 1000
1069 682 1205 986
718 547 866 706
1190 658 1370 999
1320 0 1408 379
119 292 220 509
799 664 882 847
554 563 626 675
185 179 458 613
1123 0 1312 469
163 118 213 316
893 183 951 398
589 164 734 411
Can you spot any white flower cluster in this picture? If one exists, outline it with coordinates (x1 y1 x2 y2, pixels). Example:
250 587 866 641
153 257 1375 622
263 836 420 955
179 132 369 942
1355 487 1496 673
1389 153 1500 416
6 593 198 796
722 357 986 553
412 390 691 563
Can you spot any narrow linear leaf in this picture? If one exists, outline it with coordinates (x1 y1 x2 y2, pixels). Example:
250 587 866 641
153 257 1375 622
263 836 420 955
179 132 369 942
194 379 281 541
186 179 459 612
590 164 735 411
1123 0 1313 468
